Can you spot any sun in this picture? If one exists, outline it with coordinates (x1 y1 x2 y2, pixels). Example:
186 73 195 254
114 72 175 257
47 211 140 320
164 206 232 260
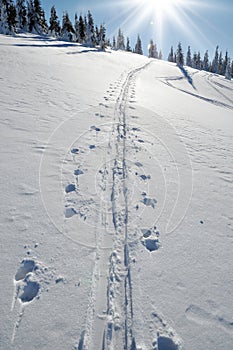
148 0 184 13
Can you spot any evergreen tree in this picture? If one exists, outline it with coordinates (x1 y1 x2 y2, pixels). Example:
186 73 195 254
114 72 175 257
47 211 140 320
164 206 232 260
148 39 155 58
78 15 85 43
212 45 219 73
16 0 27 31
0 0 10 34
176 42 184 66
85 10 95 46
112 35 116 50
203 50 209 71
7 0 17 33
196 51 202 70
168 46 174 62
33 0 47 33
192 52 197 68
117 28 125 50
218 50 223 75
98 23 106 50
126 37 131 52
134 34 143 55
158 50 162 60
186 46 192 67
222 50 229 76
225 58 231 80
48 5 60 37
61 11 75 41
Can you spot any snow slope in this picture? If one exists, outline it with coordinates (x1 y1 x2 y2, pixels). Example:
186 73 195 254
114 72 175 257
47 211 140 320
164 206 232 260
0 34 233 350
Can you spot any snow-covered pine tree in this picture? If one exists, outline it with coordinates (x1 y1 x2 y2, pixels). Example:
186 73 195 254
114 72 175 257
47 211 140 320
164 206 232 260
212 45 219 73
16 0 27 31
203 50 209 71
134 34 143 55
27 0 47 34
61 11 75 41
186 46 192 67
159 50 162 60
168 46 174 62
196 51 202 70
27 0 34 32
33 0 47 33
218 50 223 75
0 0 16 34
98 24 106 50
225 58 231 80
78 15 85 43
48 5 60 37
148 39 154 58
117 28 125 50
112 35 116 50
126 37 131 52
85 10 95 46
176 42 184 66
7 0 17 33
222 50 229 76
0 0 9 34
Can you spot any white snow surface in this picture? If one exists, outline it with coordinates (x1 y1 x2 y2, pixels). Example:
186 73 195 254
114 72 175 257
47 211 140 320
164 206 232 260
0 34 233 350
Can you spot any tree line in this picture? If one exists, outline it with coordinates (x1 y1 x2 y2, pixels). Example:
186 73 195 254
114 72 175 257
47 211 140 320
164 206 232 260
0 1 232 79
168 42 232 80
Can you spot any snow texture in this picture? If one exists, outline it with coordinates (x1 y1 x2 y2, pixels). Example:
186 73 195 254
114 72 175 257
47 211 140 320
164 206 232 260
0 33 233 350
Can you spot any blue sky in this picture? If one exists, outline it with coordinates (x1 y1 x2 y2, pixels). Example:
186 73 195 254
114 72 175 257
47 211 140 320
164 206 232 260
42 0 233 60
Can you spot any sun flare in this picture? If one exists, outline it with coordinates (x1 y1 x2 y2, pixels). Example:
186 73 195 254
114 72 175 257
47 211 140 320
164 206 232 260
148 0 184 13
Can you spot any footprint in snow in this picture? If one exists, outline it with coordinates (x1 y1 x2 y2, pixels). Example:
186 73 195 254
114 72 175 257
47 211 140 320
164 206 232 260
89 145 96 150
65 184 76 193
142 197 157 209
91 125 101 132
19 279 40 303
15 259 36 281
74 169 84 176
71 148 79 154
65 208 77 218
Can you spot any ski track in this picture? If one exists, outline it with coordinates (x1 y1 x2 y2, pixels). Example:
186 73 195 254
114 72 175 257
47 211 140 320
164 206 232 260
70 61 183 350
74 62 154 350
162 70 233 111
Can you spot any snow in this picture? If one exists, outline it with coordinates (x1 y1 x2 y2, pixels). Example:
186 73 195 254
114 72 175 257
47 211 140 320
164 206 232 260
0 33 233 350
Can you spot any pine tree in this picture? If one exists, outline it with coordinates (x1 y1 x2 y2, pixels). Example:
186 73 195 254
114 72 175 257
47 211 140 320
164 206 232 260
176 42 184 66
186 46 192 67
222 50 229 76
203 50 209 71
27 0 47 34
85 10 95 46
134 34 143 55
61 11 75 41
33 0 47 33
154 42 158 58
98 24 106 50
212 45 219 73
148 39 154 58
0 0 9 34
117 28 125 50
78 15 85 43
16 0 27 31
48 5 60 37
225 58 231 80
126 37 131 52
218 51 223 75
168 46 174 62
196 51 202 70
112 35 116 49
158 50 162 60
7 0 17 33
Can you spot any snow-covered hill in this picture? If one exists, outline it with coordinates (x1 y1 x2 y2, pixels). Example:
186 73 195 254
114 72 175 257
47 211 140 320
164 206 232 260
0 34 233 350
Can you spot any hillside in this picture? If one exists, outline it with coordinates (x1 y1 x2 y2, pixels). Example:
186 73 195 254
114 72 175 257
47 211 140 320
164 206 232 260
0 34 233 350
